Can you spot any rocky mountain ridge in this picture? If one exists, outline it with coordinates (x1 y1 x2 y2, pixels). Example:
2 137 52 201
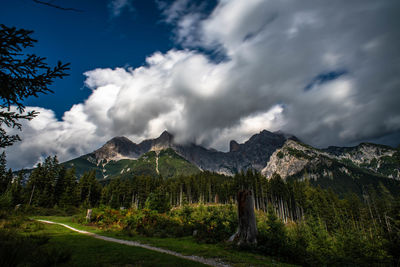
262 139 399 181
84 130 294 176
63 129 399 181
91 130 176 163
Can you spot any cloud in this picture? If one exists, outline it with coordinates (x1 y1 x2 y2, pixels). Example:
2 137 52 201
156 0 215 46
4 106 99 169
108 0 134 18
157 0 190 23
4 0 400 169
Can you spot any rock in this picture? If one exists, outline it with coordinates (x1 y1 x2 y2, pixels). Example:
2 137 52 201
229 140 240 152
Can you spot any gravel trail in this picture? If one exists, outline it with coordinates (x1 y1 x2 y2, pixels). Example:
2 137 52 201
36 219 231 267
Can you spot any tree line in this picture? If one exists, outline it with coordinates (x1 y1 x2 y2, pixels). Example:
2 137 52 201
0 154 101 209
1 153 399 235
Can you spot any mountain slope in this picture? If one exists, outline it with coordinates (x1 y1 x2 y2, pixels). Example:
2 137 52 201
262 140 400 180
324 143 400 178
61 129 399 185
261 139 400 197
63 147 200 179
63 130 294 178
174 130 295 175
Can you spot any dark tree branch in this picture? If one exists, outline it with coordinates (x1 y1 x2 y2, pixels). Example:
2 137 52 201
0 24 70 148
33 0 84 12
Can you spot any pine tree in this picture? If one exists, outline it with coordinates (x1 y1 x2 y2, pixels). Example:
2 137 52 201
10 171 23 206
258 206 287 255
59 167 78 207
0 152 10 194
1 25 69 148
78 170 101 207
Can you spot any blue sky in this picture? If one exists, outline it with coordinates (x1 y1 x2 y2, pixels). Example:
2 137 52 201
2 0 400 169
2 0 176 119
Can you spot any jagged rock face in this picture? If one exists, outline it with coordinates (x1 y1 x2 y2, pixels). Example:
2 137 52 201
230 140 240 152
174 130 291 175
323 143 397 176
262 139 399 181
150 130 174 151
261 140 324 179
87 130 292 176
92 136 140 162
91 131 176 163
262 141 304 178
67 129 399 180
230 130 291 171
174 144 233 175
324 143 394 164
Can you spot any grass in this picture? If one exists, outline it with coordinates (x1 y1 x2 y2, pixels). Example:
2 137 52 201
2 215 206 267
33 215 297 267
40 223 206 266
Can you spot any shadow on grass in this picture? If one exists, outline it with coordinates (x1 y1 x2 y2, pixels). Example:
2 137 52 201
0 229 71 267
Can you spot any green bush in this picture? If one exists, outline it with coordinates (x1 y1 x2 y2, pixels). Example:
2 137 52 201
188 204 237 243
90 207 126 228
332 227 391 266
87 204 237 242
124 209 187 237
0 190 12 209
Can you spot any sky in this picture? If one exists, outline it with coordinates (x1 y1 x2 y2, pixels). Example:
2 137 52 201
2 0 400 169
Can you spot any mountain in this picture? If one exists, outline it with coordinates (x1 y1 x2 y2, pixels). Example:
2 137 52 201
262 140 399 180
174 130 297 175
90 130 175 163
63 131 190 179
61 129 399 189
63 147 200 180
323 143 400 178
261 139 400 196
92 136 141 162
63 130 295 178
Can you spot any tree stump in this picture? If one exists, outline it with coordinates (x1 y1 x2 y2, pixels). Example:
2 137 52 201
229 189 257 245
86 209 92 222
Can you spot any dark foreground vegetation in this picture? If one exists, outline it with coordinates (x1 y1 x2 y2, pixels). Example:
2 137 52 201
1 153 400 266
0 212 209 267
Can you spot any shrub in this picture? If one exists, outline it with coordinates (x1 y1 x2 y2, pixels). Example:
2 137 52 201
124 209 186 237
90 207 126 228
189 204 237 243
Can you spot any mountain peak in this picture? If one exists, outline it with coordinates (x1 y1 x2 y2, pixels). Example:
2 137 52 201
107 136 134 145
229 140 240 152
151 130 174 151
159 130 173 139
93 136 139 162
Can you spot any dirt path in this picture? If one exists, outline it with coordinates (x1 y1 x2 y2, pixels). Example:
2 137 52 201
36 219 230 267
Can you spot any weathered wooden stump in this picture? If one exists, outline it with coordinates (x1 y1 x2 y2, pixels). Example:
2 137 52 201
86 209 92 222
229 189 257 245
